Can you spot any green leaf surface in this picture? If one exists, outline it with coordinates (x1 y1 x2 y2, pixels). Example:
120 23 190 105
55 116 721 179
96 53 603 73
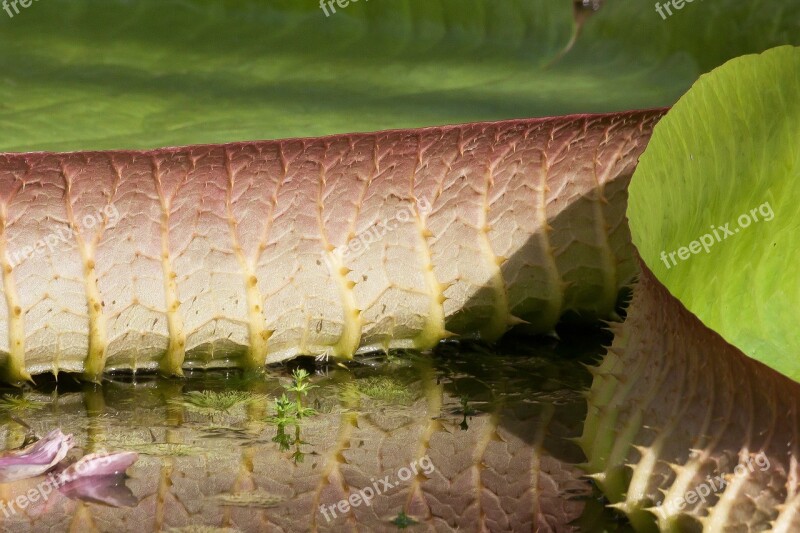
0 0 796 152
629 45 800 381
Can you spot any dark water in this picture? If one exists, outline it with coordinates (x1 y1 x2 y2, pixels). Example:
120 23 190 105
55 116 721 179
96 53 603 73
0 328 630 532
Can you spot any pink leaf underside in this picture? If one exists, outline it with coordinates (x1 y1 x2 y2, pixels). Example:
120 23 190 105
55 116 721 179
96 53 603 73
0 109 666 379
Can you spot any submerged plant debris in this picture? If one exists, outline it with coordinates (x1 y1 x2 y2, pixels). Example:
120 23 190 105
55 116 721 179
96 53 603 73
213 490 286 509
0 395 47 412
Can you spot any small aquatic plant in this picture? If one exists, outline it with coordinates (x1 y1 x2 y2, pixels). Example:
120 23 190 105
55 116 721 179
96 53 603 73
0 394 46 412
357 376 415 404
390 511 418 529
459 396 476 431
267 394 299 428
266 369 318 463
285 369 318 419
170 391 266 415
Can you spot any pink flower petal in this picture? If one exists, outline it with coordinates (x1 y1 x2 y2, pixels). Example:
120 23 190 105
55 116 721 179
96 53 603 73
54 451 139 508
0 429 74 482
57 451 138 482
58 475 138 508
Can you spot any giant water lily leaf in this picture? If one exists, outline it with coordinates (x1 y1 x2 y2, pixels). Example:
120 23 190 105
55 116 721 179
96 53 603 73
0 109 662 381
0 0 796 152
582 265 800 531
581 45 800 531
589 1 798 71
629 45 800 381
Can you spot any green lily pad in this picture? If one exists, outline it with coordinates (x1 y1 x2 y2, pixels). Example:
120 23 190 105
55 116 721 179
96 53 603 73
0 0 796 152
629 45 800 380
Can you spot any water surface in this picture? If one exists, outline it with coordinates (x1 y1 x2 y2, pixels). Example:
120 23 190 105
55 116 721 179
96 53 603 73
0 329 629 532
